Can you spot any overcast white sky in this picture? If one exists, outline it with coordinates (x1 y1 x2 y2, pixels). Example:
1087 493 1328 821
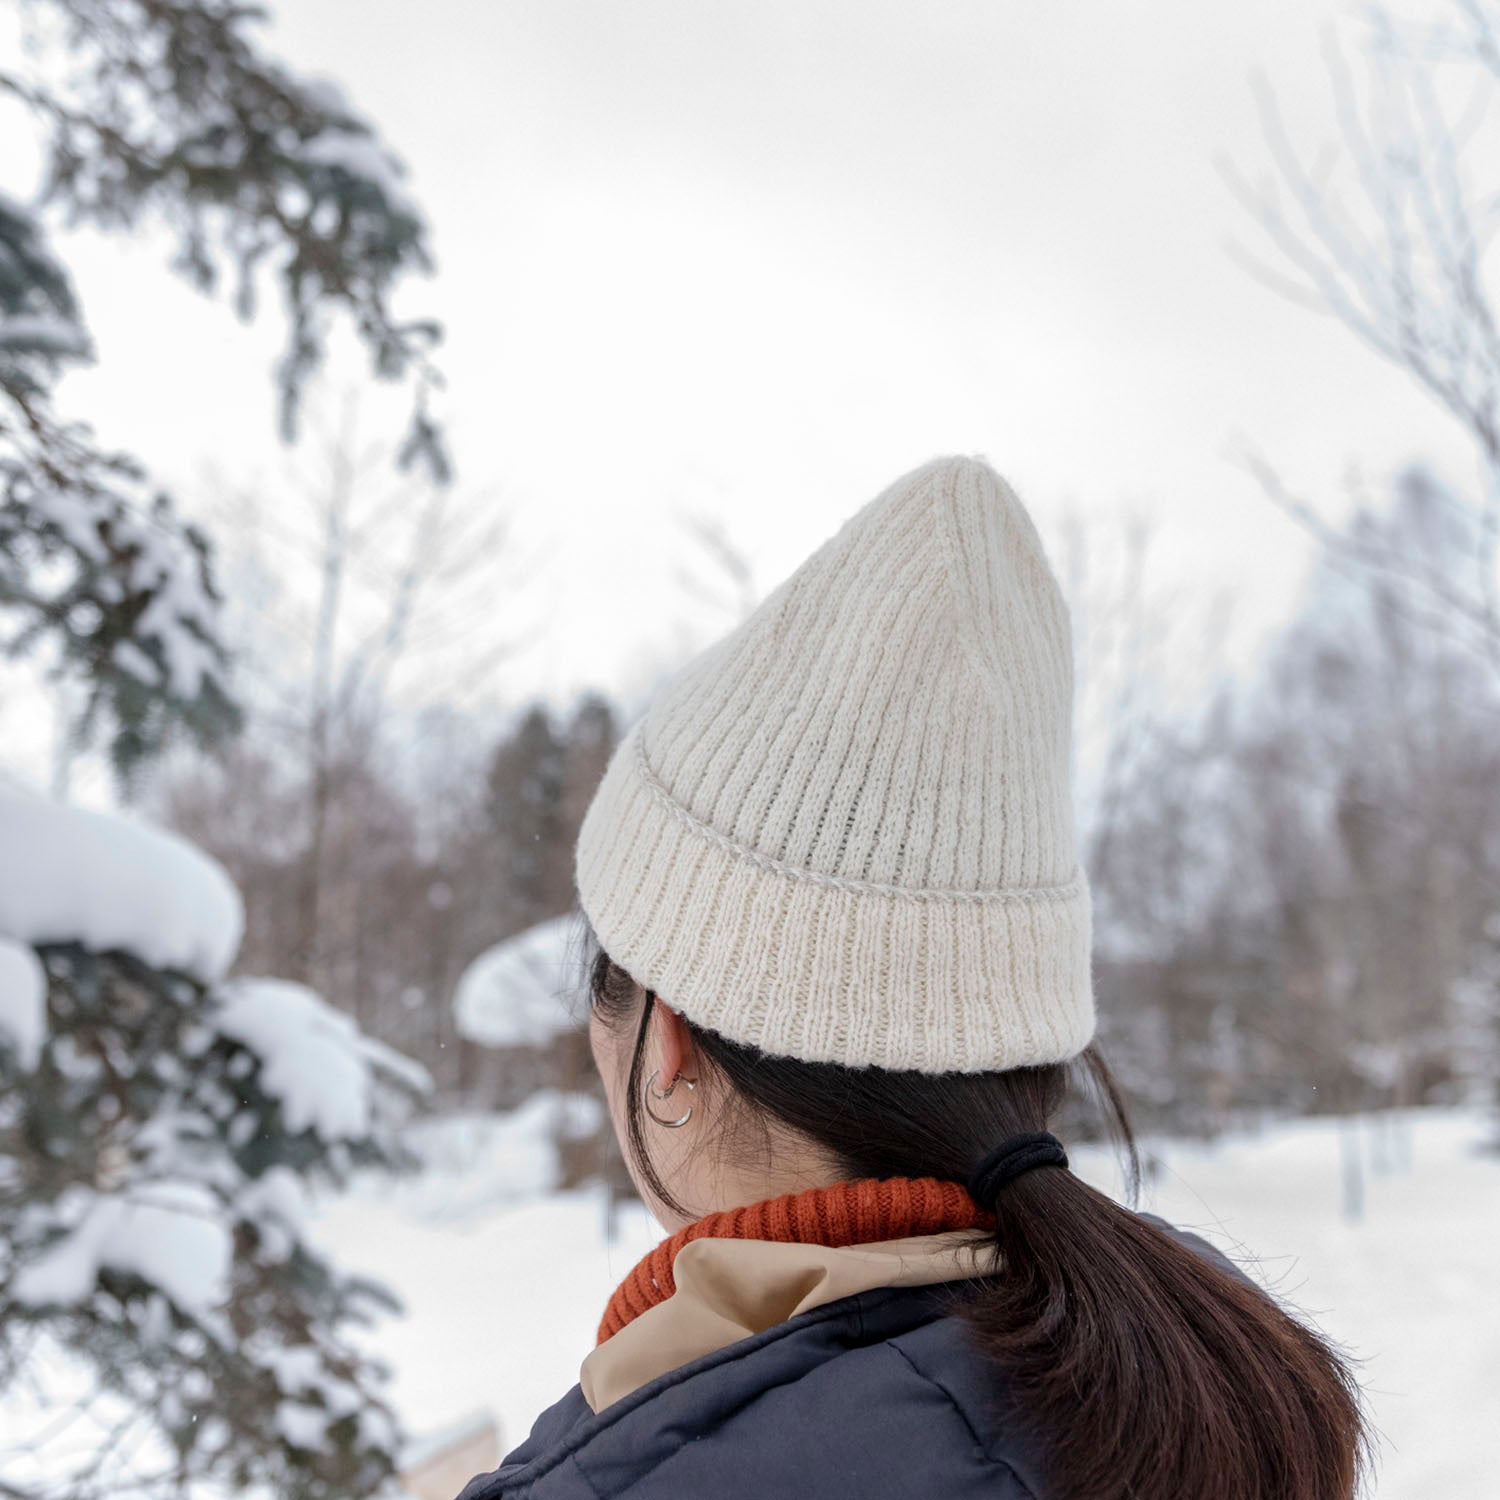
3 0 1478 766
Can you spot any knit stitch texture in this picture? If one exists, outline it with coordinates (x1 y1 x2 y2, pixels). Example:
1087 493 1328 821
596 1176 993 1343
575 454 1094 1072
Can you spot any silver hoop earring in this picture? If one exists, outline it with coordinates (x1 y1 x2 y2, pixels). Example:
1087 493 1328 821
643 1068 696 1128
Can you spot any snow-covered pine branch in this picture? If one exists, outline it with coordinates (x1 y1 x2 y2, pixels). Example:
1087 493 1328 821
1 0 448 480
0 193 241 783
0 780 430 1500
2 0 454 785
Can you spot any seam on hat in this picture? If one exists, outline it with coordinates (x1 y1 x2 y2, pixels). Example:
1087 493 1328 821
630 729 1083 907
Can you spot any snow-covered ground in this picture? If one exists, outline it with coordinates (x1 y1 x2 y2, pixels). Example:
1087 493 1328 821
312 1106 1497 1500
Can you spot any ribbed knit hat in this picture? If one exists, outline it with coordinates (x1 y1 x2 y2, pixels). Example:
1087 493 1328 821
575 454 1093 1074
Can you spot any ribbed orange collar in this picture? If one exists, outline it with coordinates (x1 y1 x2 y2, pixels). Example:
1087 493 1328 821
598 1176 993 1344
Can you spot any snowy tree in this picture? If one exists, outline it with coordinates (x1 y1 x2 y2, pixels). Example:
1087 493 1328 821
0 191 238 785
1 0 446 783
0 780 430 1500
1229 0 1500 677
0 5 447 1493
1453 911 1500 1146
0 0 444 464
1078 468 1500 1144
485 706 573 937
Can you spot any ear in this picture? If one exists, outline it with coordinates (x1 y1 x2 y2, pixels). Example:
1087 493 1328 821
652 998 697 1084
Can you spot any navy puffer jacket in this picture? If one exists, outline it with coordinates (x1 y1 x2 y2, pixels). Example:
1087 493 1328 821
458 1218 1241 1500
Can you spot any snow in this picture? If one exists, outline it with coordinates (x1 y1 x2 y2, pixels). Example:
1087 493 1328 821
111 637 160 684
298 129 421 221
133 550 222 701
311 1106 1496 1498
215 978 432 1139
12 1180 232 1314
453 914 586 1048
0 934 46 1068
0 1347 171 1497
0 187 35 219
276 1399 336 1453
262 1343 368 1455
235 1165 312 1262
378 1093 606 1224
302 75 356 119
400 1409 496 1473
314 1184 660 1448
16 479 227 704
0 312 91 359
0 780 243 981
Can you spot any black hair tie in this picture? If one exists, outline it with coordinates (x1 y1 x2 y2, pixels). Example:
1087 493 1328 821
967 1131 1069 1207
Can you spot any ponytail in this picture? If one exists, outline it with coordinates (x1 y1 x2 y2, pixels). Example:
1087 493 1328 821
590 945 1367 1500
968 1125 1365 1498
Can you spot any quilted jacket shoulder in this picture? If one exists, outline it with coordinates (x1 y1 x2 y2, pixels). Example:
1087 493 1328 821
457 1216 1247 1500
458 1282 1045 1500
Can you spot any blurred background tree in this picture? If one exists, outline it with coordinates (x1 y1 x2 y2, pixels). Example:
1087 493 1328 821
1224 0 1500 1152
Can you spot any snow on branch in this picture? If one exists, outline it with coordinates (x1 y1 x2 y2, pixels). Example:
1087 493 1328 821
0 402 243 779
0 778 243 982
0 800 428 1497
215 978 432 1142
1 0 448 478
453 914 586 1050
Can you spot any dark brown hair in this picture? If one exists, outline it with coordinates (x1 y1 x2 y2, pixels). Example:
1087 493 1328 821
586 929 1368 1500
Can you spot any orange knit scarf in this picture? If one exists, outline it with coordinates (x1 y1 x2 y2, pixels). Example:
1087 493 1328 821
598 1176 994 1343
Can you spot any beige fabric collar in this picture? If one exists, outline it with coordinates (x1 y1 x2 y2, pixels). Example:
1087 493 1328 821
580 1230 998 1413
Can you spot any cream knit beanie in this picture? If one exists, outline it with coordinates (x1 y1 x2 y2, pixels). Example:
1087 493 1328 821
575 454 1093 1074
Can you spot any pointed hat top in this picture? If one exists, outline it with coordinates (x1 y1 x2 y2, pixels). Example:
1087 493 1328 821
575 455 1092 1073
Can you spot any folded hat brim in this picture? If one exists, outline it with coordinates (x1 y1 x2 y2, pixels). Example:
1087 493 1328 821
576 722 1094 1074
